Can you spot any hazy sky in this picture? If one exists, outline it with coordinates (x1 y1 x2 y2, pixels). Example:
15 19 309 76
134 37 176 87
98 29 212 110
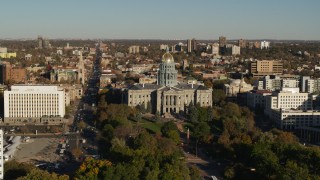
1 0 319 40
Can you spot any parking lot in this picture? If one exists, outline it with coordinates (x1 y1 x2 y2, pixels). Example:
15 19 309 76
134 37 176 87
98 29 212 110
10 135 81 174
14 137 61 163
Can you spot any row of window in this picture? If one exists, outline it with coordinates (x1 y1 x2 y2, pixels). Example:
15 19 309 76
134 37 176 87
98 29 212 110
8 102 59 105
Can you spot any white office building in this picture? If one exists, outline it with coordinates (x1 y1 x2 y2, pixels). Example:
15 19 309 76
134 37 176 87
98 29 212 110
263 76 281 91
305 78 320 93
232 45 241 55
255 76 298 91
264 88 316 130
212 43 219 55
282 79 299 88
4 85 65 124
265 88 311 113
271 109 320 130
260 41 270 49
128 45 140 54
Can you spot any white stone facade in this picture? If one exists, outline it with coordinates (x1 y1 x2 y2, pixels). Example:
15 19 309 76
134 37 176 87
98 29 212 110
4 85 65 124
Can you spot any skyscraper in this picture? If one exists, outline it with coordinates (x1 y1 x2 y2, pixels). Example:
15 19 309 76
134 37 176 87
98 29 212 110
238 39 247 48
187 38 197 53
128 46 140 54
261 41 270 49
232 45 241 55
38 36 43 49
219 36 226 47
37 36 51 49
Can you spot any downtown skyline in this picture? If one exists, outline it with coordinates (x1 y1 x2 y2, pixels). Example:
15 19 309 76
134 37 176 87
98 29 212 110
1 0 320 40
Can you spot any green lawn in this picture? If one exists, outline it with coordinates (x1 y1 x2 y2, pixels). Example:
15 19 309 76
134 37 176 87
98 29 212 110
134 119 164 134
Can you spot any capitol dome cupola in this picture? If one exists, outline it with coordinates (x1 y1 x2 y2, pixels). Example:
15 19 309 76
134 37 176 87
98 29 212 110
157 52 178 87
162 52 174 63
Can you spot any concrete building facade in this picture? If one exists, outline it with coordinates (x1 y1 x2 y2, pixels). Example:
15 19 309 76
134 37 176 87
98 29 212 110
4 85 66 124
187 39 197 53
261 41 270 49
128 46 140 54
219 36 226 47
238 39 247 48
232 45 240 55
250 60 283 77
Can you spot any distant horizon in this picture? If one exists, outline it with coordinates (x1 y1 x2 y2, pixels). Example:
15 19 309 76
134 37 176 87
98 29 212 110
1 0 319 41
1 37 320 42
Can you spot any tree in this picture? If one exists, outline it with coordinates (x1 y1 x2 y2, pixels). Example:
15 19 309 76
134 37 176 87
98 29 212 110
17 168 69 180
212 79 229 90
193 122 211 157
187 102 198 122
224 166 235 179
159 121 181 145
189 165 201 180
76 157 112 180
251 143 279 178
77 120 86 132
204 79 213 88
198 107 208 122
4 160 34 180
223 102 241 118
71 147 83 160
207 107 213 122
212 89 226 105
280 160 309 180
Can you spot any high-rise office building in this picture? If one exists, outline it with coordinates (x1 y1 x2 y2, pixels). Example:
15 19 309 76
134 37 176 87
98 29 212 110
254 41 261 49
160 44 169 50
38 36 43 49
43 38 50 49
261 41 270 49
232 45 241 55
219 36 227 55
187 38 197 53
128 46 140 54
37 36 51 49
238 39 247 48
219 36 226 47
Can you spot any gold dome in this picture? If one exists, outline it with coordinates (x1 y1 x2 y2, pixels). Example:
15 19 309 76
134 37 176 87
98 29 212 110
162 52 174 63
